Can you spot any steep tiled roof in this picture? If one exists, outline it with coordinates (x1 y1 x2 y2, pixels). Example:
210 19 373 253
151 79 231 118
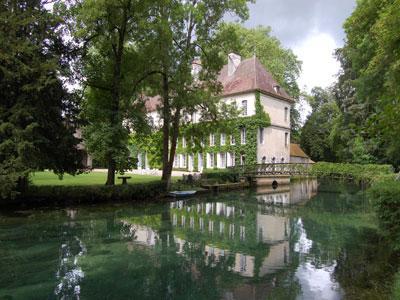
218 56 293 102
145 56 293 112
290 143 309 158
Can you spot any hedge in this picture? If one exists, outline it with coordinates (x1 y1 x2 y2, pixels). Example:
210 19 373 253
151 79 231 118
4 181 167 207
310 162 394 182
201 169 240 183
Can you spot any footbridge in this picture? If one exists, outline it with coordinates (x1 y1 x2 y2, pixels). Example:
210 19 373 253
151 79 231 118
228 163 314 187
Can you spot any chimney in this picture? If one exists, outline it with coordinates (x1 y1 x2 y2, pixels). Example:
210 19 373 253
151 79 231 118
228 53 241 76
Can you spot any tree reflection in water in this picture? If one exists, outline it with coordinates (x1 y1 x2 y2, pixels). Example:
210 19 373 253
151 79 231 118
0 179 398 299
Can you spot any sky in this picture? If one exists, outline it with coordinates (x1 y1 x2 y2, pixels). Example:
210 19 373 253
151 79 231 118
241 0 356 92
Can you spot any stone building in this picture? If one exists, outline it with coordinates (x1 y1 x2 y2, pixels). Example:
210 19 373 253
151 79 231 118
140 53 294 171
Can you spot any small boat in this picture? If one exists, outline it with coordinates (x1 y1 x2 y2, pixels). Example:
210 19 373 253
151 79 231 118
169 190 197 198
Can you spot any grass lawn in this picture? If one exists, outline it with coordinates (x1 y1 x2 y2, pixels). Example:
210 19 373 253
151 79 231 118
31 171 177 186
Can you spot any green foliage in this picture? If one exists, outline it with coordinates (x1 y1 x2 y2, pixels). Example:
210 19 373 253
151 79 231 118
138 91 271 170
70 0 151 184
0 0 82 199
310 162 394 182
368 178 400 250
333 0 400 167
393 271 400 300
349 135 376 164
201 169 240 183
130 132 163 169
176 91 270 168
300 88 340 162
12 181 167 206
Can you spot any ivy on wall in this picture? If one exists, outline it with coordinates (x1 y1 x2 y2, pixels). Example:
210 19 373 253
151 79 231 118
133 91 271 171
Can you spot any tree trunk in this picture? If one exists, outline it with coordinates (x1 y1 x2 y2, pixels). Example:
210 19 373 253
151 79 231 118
163 107 181 190
106 9 127 185
106 157 116 185
161 72 170 188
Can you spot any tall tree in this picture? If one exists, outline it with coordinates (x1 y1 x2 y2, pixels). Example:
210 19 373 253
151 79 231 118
69 0 150 185
0 0 82 199
334 0 400 166
300 87 340 162
138 0 252 189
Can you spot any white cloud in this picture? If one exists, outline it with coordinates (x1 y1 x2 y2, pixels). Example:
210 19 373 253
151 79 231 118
293 31 340 92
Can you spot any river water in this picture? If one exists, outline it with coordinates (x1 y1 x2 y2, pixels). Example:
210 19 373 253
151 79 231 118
0 180 398 299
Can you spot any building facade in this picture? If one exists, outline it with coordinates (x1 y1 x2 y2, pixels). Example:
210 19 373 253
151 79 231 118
140 53 293 172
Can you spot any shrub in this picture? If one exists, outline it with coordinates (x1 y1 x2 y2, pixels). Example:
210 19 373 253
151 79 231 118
310 162 394 182
202 169 240 183
368 178 400 250
7 181 167 207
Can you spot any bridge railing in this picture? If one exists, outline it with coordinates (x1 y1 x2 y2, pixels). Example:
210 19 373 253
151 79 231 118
227 163 313 176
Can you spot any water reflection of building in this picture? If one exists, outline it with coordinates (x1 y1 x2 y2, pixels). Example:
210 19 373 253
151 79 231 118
255 179 317 205
169 200 293 279
121 181 317 282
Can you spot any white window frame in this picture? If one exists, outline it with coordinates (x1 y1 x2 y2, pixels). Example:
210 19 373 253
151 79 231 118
231 152 235 167
240 127 246 145
180 154 186 168
241 100 247 116
182 137 186 148
230 135 236 145
219 152 226 169
210 133 215 146
220 133 226 146
198 153 203 171
240 154 246 165
207 153 214 169
227 152 235 167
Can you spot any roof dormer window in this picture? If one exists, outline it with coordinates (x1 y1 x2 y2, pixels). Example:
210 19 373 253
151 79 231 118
274 85 280 94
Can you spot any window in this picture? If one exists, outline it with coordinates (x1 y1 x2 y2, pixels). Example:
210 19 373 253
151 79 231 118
259 127 264 144
220 133 226 146
285 132 289 147
207 153 214 168
227 152 235 167
240 154 246 165
181 154 186 168
230 135 236 145
182 137 186 148
240 127 246 144
220 152 226 168
281 157 285 163
274 85 280 93
284 107 289 122
210 133 215 146
262 156 266 164
173 155 178 168
240 254 247 272
240 225 246 241
241 100 247 116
